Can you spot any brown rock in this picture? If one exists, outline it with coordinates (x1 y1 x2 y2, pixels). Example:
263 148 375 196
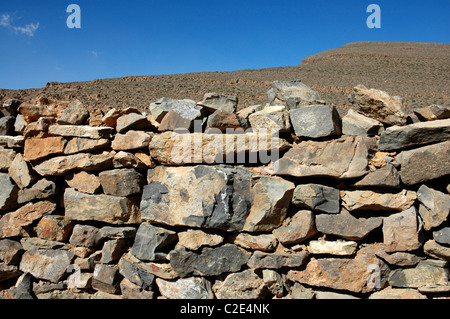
0 239 23 265
24 135 64 161
0 147 16 170
32 152 113 176
102 107 141 127
206 110 242 131
389 259 448 288
424 240 450 261
272 210 317 245
8 153 36 189
177 229 223 251
116 113 152 133
112 151 147 169
274 136 370 179
214 269 267 299
66 171 101 194
69 224 101 248
156 277 214 299
0 136 24 148
417 184 450 231
92 264 121 294
18 179 57 204
98 168 145 197
63 137 110 155
383 207 423 253
48 124 114 139
353 164 401 188
35 215 73 242
0 201 56 238
341 189 416 211
288 244 389 293
18 97 68 123
57 100 89 125
230 233 277 252
111 130 152 150
369 287 427 299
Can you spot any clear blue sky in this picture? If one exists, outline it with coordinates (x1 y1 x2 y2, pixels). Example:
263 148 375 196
0 0 449 89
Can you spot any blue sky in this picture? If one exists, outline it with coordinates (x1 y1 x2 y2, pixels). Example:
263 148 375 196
0 0 449 90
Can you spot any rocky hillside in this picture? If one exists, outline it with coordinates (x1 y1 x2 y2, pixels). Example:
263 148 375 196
0 41 449 118
0 79 449 300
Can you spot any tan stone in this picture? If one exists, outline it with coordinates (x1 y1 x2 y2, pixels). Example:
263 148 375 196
48 124 114 139
178 229 223 250
63 138 110 155
111 130 152 150
23 136 66 161
272 210 317 245
66 171 101 194
8 153 36 189
307 239 358 256
383 207 423 253
231 233 277 252
341 189 416 211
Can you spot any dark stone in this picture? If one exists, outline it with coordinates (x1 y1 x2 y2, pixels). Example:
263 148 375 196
130 223 177 261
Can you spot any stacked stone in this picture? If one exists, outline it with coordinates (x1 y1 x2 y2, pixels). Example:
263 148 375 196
0 80 449 299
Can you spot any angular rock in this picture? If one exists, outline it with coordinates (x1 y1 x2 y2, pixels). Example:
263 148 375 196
375 251 424 267
9 153 36 189
197 92 238 114
353 164 401 188
369 287 427 299
56 100 89 125
288 282 315 299
17 179 57 204
289 104 341 138
6 273 36 299
288 244 389 293
20 237 68 251
92 264 121 294
64 188 140 224
113 151 148 169
262 269 284 297
14 114 27 134
315 209 382 241
22 117 54 138
247 250 309 269
383 207 423 253
141 165 294 232
395 140 450 186
342 109 384 136
0 201 56 238
120 278 154 299
206 110 242 131
379 118 450 151
118 254 156 290
0 135 24 148
66 171 101 194
0 116 15 135
349 84 408 125
100 226 137 240
389 259 448 288
149 131 290 165
292 184 340 214
169 244 251 278
423 240 450 261
150 98 202 128
177 229 223 251
48 124 114 139
0 239 23 265
414 104 450 121
98 168 145 197
111 130 152 150
307 239 358 256
69 224 101 248
0 147 16 170
33 152 113 176
116 112 152 133
1 98 21 117
0 263 20 282
417 184 450 231
23 136 66 161
248 105 291 133
230 233 277 252
274 136 370 179
267 80 323 110
35 215 73 242
102 239 128 264
341 189 416 211
272 210 317 245
156 277 214 299
433 227 450 245
214 269 267 299
130 223 177 261
19 249 74 283
0 173 18 210
102 107 141 127
63 137 110 155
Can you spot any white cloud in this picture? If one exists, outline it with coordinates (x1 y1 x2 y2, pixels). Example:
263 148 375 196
0 13 39 37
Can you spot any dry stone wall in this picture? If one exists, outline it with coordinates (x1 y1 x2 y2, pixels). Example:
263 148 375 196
0 80 449 299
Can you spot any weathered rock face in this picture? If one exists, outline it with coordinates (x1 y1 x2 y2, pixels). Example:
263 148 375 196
349 84 408 125
289 105 341 138
98 168 145 197
214 269 267 299
140 165 294 232
150 97 203 130
149 131 290 165
417 185 450 231
267 80 323 110
379 119 450 151
342 109 384 136
383 207 423 253
0 173 19 210
341 189 416 212
33 153 113 176
130 223 177 261
197 92 238 114
292 184 340 214
249 105 291 133
389 260 448 288
272 210 317 245
156 277 214 299
274 136 370 179
395 140 450 186
353 164 401 188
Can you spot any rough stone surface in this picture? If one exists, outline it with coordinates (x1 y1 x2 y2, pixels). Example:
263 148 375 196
248 105 291 133
342 109 384 136
66 171 101 194
0 173 19 211
272 210 317 245
0 147 16 170
289 104 341 138
383 207 423 253
197 92 238 114
118 253 156 290
369 287 427 299
307 239 358 256
379 118 450 151
267 80 323 110
23 136 66 161
64 188 139 224
214 269 267 299
417 184 450 231
349 84 408 125
0 239 23 265
433 227 450 245
156 277 214 299
150 97 202 130
130 223 177 261
206 110 242 131
247 250 309 269
169 244 251 278
19 249 74 283
141 165 294 232
395 140 450 185
9 153 36 189
111 130 152 150
230 233 277 252
116 113 152 133
177 229 223 251
92 264 121 294
274 136 370 179
423 240 450 261
315 209 382 241
99 168 145 197
341 189 416 212
353 164 401 188
69 224 101 248
57 100 89 125
288 244 389 293
35 215 73 242
292 184 340 214
17 178 57 204
48 124 114 139
389 259 448 288
414 104 450 121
